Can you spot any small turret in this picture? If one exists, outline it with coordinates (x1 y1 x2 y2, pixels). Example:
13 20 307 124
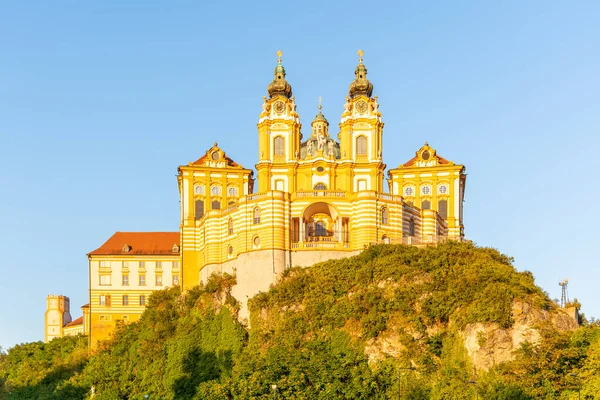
311 97 329 137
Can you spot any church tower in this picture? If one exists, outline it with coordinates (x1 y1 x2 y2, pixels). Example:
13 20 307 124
338 50 386 192
256 51 302 192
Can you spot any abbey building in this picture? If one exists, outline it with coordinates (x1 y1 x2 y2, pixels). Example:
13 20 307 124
46 52 466 346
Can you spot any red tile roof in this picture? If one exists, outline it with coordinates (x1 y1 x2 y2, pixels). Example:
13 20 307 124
64 316 83 328
88 232 180 256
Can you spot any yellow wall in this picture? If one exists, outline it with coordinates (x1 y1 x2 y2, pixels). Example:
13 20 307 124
88 255 180 347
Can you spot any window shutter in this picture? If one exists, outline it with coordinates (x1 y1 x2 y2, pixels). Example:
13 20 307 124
195 200 204 219
438 199 448 219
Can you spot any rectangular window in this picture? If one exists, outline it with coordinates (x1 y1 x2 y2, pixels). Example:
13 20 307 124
173 275 180 286
122 295 129 306
123 261 129 269
155 274 162 286
99 295 111 307
274 136 285 156
99 274 111 286
140 295 146 306
139 274 146 286
173 261 179 269
195 199 204 219
139 261 145 269
122 274 129 286
438 199 448 220
99 261 106 268
156 261 162 269
356 136 367 156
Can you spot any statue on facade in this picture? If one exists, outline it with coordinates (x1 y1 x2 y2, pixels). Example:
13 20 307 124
372 96 379 113
261 96 268 112
327 140 334 156
307 140 314 156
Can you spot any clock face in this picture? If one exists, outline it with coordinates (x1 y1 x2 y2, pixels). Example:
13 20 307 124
356 100 368 114
194 185 204 195
421 150 430 160
274 101 285 114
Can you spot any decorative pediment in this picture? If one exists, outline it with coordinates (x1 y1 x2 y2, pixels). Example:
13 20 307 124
401 142 454 168
270 123 288 130
189 143 243 169
352 122 371 129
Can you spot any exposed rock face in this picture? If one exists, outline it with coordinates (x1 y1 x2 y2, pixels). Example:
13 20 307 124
462 301 579 370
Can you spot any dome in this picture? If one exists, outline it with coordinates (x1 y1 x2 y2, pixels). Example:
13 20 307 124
348 50 373 99
267 51 293 99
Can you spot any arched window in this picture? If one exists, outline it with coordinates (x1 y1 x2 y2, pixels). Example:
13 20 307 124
421 200 430 210
228 218 233 235
314 183 327 190
409 218 415 236
195 200 204 219
356 136 367 156
315 221 327 236
211 200 220 210
274 136 285 156
438 199 448 219
253 207 261 224
381 207 389 225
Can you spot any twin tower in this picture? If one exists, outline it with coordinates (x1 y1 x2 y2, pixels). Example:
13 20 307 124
177 50 467 319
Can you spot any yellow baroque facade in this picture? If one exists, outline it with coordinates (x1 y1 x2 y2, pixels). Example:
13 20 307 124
46 51 467 344
179 52 467 319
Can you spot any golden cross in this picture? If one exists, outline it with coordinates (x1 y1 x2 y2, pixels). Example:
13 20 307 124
358 49 364 64
277 50 283 63
318 96 322 110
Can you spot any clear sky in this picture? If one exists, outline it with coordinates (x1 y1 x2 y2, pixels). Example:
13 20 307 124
0 1 598 349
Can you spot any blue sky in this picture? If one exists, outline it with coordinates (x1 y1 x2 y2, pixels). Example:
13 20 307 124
0 1 598 349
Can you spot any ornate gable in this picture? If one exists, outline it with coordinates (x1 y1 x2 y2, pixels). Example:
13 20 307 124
401 143 454 168
190 143 243 169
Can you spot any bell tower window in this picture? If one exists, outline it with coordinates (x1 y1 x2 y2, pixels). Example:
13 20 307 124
314 183 327 190
356 136 367 156
274 136 285 156
421 200 431 210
